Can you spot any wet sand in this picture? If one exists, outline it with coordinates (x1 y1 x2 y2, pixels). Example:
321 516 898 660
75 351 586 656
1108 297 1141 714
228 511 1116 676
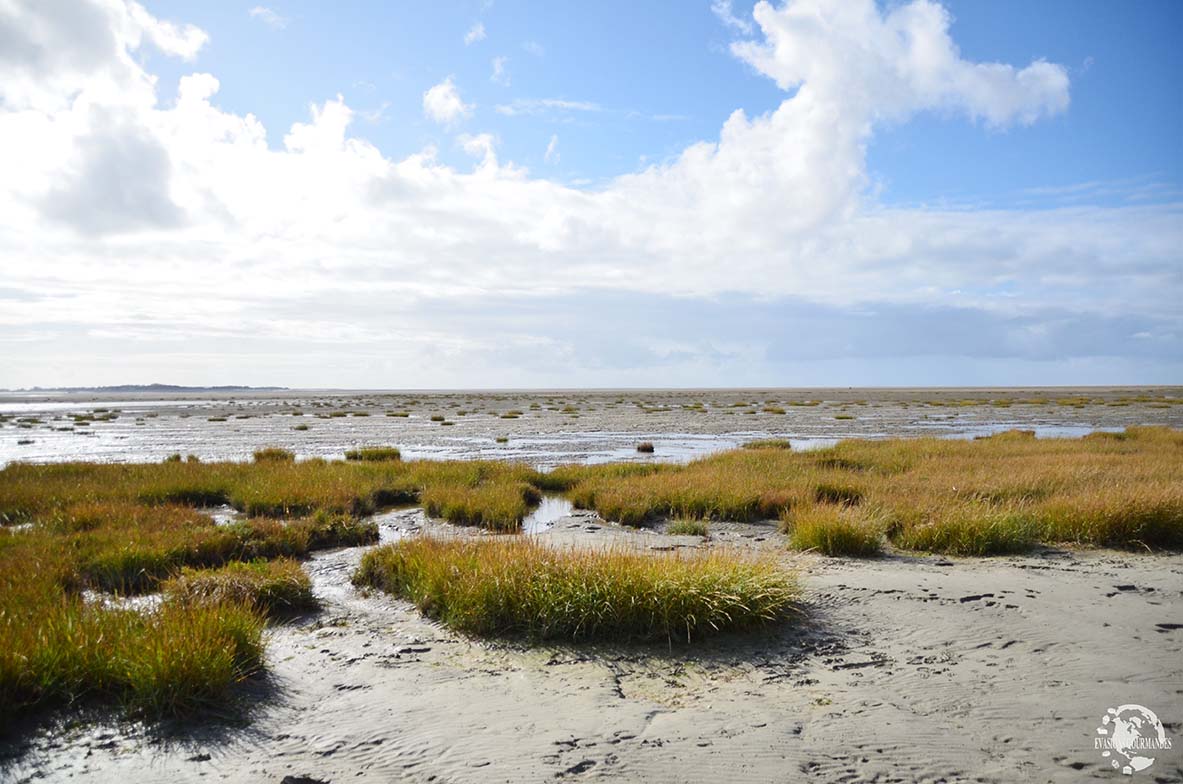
2 386 1181 468
3 508 1181 783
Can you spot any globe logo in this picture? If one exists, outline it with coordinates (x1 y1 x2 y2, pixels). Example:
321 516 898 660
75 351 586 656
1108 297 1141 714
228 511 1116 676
1095 704 1173 775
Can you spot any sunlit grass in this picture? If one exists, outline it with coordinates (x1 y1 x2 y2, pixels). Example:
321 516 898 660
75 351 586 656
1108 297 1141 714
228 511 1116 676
554 427 1183 552
344 446 402 462
743 438 793 450
353 537 798 642
783 504 884 557
163 558 315 617
666 519 709 536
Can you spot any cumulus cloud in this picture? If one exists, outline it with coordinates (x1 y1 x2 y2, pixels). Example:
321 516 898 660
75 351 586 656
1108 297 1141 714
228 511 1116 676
732 0 1069 126
0 0 1176 387
421 77 472 126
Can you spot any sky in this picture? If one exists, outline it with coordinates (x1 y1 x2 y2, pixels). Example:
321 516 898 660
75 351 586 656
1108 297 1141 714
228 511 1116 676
0 0 1180 389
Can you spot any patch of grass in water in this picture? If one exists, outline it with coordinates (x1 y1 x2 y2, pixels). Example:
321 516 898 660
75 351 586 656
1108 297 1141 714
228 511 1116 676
742 438 793 450
344 446 401 462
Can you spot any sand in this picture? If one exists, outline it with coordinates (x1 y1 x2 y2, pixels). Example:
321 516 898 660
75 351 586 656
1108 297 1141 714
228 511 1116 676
4 507 1181 783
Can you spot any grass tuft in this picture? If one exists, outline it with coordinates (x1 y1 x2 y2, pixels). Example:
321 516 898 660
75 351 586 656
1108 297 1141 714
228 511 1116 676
353 538 797 643
344 446 402 462
783 504 883 557
666 519 709 536
743 438 793 450
253 448 295 463
163 558 316 617
814 482 864 506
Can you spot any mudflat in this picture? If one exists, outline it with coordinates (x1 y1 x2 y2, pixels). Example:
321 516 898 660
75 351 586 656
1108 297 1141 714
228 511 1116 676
2 386 1180 467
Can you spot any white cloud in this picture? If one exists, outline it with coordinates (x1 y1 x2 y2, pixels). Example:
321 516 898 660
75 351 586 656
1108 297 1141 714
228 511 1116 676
544 134 559 164
490 56 510 86
522 40 544 57
421 77 473 126
494 98 601 116
0 0 1175 387
711 0 753 34
458 133 498 167
464 22 486 45
248 6 288 30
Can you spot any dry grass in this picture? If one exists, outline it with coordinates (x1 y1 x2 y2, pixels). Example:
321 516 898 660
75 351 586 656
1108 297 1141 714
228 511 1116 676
353 537 797 642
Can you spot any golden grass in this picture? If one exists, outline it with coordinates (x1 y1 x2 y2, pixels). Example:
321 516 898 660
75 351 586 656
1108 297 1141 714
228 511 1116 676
783 504 884 557
344 446 402 462
556 427 1183 553
353 537 797 642
163 558 315 616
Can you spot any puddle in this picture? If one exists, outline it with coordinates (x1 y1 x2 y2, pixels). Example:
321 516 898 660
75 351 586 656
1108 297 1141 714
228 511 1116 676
522 495 575 534
207 504 240 526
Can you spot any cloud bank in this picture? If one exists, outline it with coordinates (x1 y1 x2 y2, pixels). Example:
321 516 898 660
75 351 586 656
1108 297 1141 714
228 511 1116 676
0 0 1178 387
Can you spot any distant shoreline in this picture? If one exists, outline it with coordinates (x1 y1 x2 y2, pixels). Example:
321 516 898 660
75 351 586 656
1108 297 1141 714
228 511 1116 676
1 384 1179 395
2 384 289 393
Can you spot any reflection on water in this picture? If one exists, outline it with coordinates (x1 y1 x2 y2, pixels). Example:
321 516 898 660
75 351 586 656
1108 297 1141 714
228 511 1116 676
1 390 1173 470
522 495 575 534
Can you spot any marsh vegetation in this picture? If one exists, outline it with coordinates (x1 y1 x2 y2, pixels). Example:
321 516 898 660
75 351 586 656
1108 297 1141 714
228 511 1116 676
352 538 796 642
1 425 1179 731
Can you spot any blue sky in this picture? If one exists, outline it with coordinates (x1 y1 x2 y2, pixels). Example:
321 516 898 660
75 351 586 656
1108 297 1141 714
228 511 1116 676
139 0 1181 205
0 0 1179 388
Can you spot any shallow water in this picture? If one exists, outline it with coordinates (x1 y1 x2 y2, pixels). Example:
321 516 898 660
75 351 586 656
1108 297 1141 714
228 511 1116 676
522 495 576 534
1 387 1177 469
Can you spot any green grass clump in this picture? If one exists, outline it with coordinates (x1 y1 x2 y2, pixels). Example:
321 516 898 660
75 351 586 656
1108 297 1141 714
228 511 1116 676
163 558 315 617
353 538 797 643
743 438 793 450
253 447 295 463
890 503 1037 556
666 519 709 536
0 580 264 722
784 505 883 557
344 446 402 462
421 482 538 532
